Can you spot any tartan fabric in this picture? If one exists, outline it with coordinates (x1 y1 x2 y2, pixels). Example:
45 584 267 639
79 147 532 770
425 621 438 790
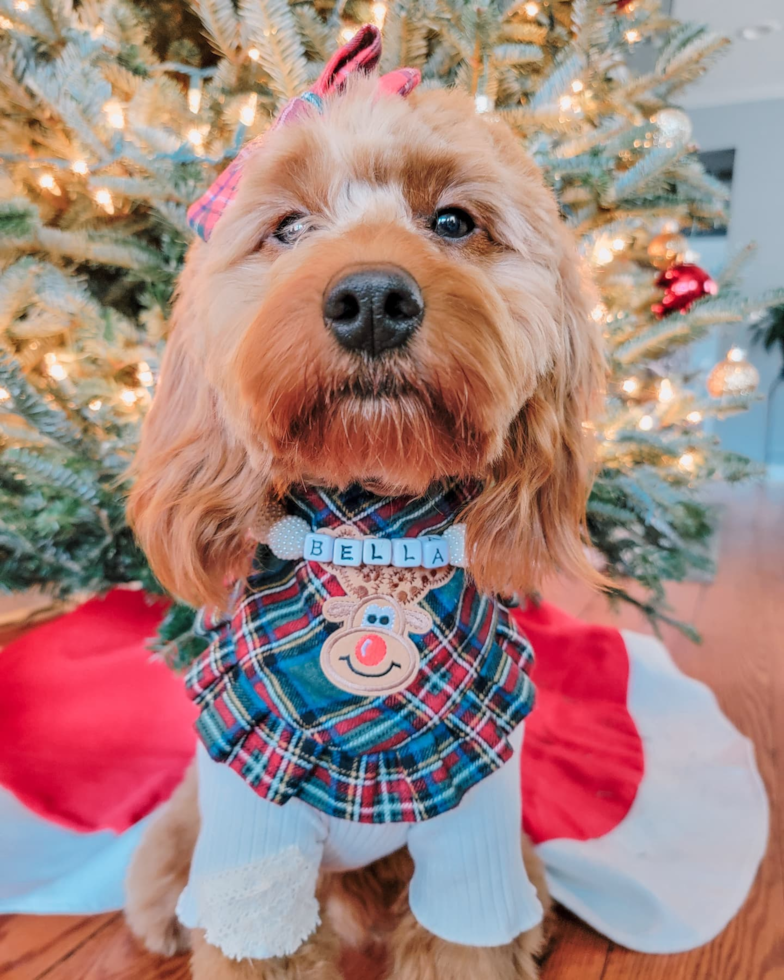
186 25 421 242
187 483 536 824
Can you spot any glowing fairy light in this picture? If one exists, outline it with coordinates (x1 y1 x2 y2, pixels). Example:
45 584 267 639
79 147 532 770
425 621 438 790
71 159 89 175
686 410 703 424
340 26 357 42
611 237 626 252
571 79 585 94
120 388 138 406
0 387 10 402
523 2 539 16
103 100 125 129
475 94 492 114
239 92 258 127
38 173 61 196
679 452 696 472
188 85 202 114
622 377 639 395
591 303 608 323
137 362 154 387
14 0 30 11
187 127 204 148
595 245 614 266
94 188 115 214
638 415 654 431
658 378 674 403
625 29 641 44
88 398 103 412
371 1 387 27
44 353 67 381
247 46 260 61
559 95 573 112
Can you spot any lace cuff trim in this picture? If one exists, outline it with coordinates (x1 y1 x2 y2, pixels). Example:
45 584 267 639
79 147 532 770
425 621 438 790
193 846 321 961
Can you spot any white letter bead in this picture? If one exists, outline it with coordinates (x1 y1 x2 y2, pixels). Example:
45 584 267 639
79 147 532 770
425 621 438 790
392 538 422 568
362 537 392 565
304 532 334 563
422 536 450 569
267 516 310 560
332 538 363 567
441 523 467 567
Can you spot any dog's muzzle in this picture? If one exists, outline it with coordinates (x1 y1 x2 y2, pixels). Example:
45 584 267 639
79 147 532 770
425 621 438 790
323 266 424 356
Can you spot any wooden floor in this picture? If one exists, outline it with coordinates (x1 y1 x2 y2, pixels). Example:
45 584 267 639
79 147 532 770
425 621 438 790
1 484 782 980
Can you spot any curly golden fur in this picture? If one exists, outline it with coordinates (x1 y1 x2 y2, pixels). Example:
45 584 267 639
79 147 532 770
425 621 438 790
126 77 602 979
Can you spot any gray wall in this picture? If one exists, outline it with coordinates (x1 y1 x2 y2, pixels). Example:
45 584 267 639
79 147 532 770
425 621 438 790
688 98 784 469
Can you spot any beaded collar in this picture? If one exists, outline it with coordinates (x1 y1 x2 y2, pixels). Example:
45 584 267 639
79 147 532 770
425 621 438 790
269 480 475 566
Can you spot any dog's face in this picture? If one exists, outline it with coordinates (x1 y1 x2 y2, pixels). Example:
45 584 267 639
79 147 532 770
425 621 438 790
129 81 603 607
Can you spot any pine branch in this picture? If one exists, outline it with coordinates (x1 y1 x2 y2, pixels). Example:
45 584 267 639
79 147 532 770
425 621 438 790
188 0 241 60
0 355 93 457
492 43 543 67
239 0 309 105
604 144 687 204
3 447 105 507
1 226 164 271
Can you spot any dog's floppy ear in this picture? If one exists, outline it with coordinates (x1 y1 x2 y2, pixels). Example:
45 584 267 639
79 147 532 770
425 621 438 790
127 250 264 609
465 228 605 597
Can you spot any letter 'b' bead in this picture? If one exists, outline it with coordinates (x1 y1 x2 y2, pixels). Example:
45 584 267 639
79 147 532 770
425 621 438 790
268 516 310 560
304 532 334 563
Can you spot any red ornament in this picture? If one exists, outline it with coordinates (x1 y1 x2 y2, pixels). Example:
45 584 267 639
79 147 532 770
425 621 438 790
614 0 635 8
651 263 718 318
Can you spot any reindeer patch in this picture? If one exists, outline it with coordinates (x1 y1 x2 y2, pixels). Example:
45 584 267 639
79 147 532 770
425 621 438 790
318 527 455 697
321 594 431 696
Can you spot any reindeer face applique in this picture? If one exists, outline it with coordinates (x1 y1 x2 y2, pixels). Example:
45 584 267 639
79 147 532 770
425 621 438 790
321 595 430 696
319 528 455 696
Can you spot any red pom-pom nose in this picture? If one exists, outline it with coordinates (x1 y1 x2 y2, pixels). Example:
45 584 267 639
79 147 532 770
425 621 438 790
355 633 387 667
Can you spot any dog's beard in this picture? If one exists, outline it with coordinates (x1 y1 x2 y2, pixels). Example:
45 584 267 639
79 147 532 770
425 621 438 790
262 363 498 492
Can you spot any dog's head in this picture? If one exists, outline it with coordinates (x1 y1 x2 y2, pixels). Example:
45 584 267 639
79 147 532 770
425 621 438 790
129 65 604 608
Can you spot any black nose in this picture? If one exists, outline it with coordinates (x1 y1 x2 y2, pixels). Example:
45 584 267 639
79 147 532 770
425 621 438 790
323 267 424 355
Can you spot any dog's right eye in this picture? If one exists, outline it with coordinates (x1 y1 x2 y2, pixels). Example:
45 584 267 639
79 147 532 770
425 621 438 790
272 213 311 246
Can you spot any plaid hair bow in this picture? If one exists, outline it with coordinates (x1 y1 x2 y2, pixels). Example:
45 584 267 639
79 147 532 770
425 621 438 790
187 25 421 242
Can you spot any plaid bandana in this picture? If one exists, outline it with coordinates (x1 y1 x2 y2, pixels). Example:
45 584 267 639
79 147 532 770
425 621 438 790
186 482 536 824
187 25 421 242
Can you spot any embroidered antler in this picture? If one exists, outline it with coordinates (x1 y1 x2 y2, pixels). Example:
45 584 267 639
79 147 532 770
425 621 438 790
325 527 454 607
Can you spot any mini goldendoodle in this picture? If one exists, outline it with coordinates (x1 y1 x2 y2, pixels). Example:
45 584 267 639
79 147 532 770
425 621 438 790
125 27 603 980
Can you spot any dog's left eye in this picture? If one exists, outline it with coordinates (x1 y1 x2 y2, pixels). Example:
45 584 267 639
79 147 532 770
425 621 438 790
273 213 311 246
433 208 475 240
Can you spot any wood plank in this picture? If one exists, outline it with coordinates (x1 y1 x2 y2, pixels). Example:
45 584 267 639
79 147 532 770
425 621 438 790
752 484 784 918
0 914 115 980
38 917 189 980
539 911 610 980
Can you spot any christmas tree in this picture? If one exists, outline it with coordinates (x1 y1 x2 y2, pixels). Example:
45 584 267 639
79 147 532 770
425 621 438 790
0 0 780 659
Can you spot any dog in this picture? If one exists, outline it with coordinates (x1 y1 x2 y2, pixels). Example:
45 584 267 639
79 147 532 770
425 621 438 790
125 27 603 980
